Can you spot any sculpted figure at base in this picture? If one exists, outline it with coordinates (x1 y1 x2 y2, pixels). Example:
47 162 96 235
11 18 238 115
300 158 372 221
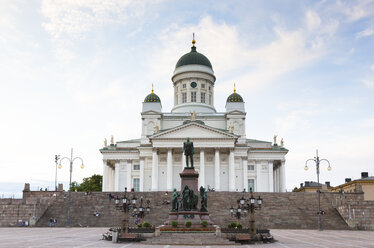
182 137 194 168
171 188 179 212
200 186 208 212
180 185 198 211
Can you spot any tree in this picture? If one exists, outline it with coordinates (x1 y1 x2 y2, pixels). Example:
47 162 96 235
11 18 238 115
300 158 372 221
71 174 102 192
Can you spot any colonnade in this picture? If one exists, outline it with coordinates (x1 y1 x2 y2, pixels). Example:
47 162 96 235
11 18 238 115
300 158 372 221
102 149 286 192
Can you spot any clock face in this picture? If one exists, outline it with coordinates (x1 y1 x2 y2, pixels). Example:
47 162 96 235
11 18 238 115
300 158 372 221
190 82 197 88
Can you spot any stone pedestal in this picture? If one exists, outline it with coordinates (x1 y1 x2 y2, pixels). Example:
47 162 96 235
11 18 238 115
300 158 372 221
180 167 199 194
165 211 214 227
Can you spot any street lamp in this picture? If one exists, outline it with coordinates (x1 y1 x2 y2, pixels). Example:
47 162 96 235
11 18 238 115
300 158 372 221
230 189 262 239
114 187 151 236
54 155 60 191
58 148 84 227
305 149 331 231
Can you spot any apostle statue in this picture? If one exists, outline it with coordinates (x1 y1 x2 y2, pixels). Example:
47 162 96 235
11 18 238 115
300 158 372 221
104 138 107 147
273 135 277 145
182 137 194 168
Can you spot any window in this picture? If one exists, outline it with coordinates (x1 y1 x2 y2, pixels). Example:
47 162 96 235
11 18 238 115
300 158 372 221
191 92 196 102
248 179 255 192
201 83 205 88
182 84 186 88
201 92 205 103
133 164 140 170
133 178 140 192
209 86 211 90
182 93 187 103
248 165 254 171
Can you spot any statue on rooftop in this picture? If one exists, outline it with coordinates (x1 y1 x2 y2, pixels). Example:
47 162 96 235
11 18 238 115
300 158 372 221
104 138 107 147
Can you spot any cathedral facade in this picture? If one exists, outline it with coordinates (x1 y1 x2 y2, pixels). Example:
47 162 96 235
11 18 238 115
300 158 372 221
100 38 288 192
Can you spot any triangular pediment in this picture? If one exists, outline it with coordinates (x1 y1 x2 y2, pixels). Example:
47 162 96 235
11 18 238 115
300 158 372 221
150 122 237 140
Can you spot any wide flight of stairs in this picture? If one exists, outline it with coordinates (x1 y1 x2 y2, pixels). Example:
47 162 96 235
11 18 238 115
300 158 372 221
36 191 349 230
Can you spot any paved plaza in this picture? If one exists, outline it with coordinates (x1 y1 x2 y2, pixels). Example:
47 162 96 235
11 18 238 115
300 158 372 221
0 228 373 248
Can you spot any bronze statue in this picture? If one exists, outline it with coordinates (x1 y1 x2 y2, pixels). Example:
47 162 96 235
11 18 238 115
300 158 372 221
180 185 198 211
200 186 208 212
182 137 194 168
171 188 179 212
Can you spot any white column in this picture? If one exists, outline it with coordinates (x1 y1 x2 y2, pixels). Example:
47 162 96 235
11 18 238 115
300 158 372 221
167 148 173 191
199 149 205 189
256 161 261 192
182 151 186 170
280 160 286 192
242 157 248 191
151 149 159 191
277 165 281 192
229 149 235 192
139 159 144 192
273 166 277 192
214 149 220 191
268 161 274 192
114 161 120 191
111 167 115 191
102 160 107 192
126 160 132 190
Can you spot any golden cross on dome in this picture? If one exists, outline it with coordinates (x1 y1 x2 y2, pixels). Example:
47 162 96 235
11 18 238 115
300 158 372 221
234 83 236 93
192 32 196 47
152 83 154 93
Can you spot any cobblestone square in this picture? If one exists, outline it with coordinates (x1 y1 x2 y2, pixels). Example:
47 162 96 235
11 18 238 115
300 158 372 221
0 228 373 248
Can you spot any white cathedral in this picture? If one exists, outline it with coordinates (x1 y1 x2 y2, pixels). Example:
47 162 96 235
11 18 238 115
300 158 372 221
101 37 288 193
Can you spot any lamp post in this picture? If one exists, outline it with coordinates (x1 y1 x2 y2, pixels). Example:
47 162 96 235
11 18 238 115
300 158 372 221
115 187 151 236
304 149 331 231
54 155 60 191
58 148 84 227
230 189 262 239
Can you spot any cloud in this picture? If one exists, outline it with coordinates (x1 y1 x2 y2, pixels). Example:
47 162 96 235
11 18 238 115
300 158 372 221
371 65 374 71
362 79 374 89
356 28 374 38
335 0 374 22
40 0 162 60
150 10 338 97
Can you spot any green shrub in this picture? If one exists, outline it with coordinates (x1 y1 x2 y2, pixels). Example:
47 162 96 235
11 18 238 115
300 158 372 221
137 223 143 228
200 220 208 227
171 221 178 227
228 222 237 228
184 221 192 227
237 223 242 229
143 222 151 228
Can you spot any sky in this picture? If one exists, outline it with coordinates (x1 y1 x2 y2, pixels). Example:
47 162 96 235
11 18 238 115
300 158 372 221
1 0 374 198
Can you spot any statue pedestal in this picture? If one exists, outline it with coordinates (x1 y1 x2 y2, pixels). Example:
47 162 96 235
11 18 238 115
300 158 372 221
165 211 214 227
180 167 199 194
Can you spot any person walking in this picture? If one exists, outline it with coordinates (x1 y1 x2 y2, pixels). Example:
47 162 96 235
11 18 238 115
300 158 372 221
49 218 53 227
53 218 57 227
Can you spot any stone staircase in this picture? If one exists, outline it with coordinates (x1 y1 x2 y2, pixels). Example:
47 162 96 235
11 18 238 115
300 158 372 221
142 232 238 245
36 191 349 229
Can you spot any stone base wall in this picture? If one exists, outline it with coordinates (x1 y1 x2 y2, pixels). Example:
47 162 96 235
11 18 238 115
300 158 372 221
0 190 62 227
328 192 374 230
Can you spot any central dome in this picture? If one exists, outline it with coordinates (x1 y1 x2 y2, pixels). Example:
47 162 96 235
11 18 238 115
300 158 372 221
175 46 212 69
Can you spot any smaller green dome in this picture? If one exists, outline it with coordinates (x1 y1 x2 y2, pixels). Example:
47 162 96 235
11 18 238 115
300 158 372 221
144 93 161 103
227 93 244 102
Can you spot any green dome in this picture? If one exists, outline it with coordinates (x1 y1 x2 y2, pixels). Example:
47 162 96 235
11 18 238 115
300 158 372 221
144 93 161 103
227 93 244 102
175 46 212 69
